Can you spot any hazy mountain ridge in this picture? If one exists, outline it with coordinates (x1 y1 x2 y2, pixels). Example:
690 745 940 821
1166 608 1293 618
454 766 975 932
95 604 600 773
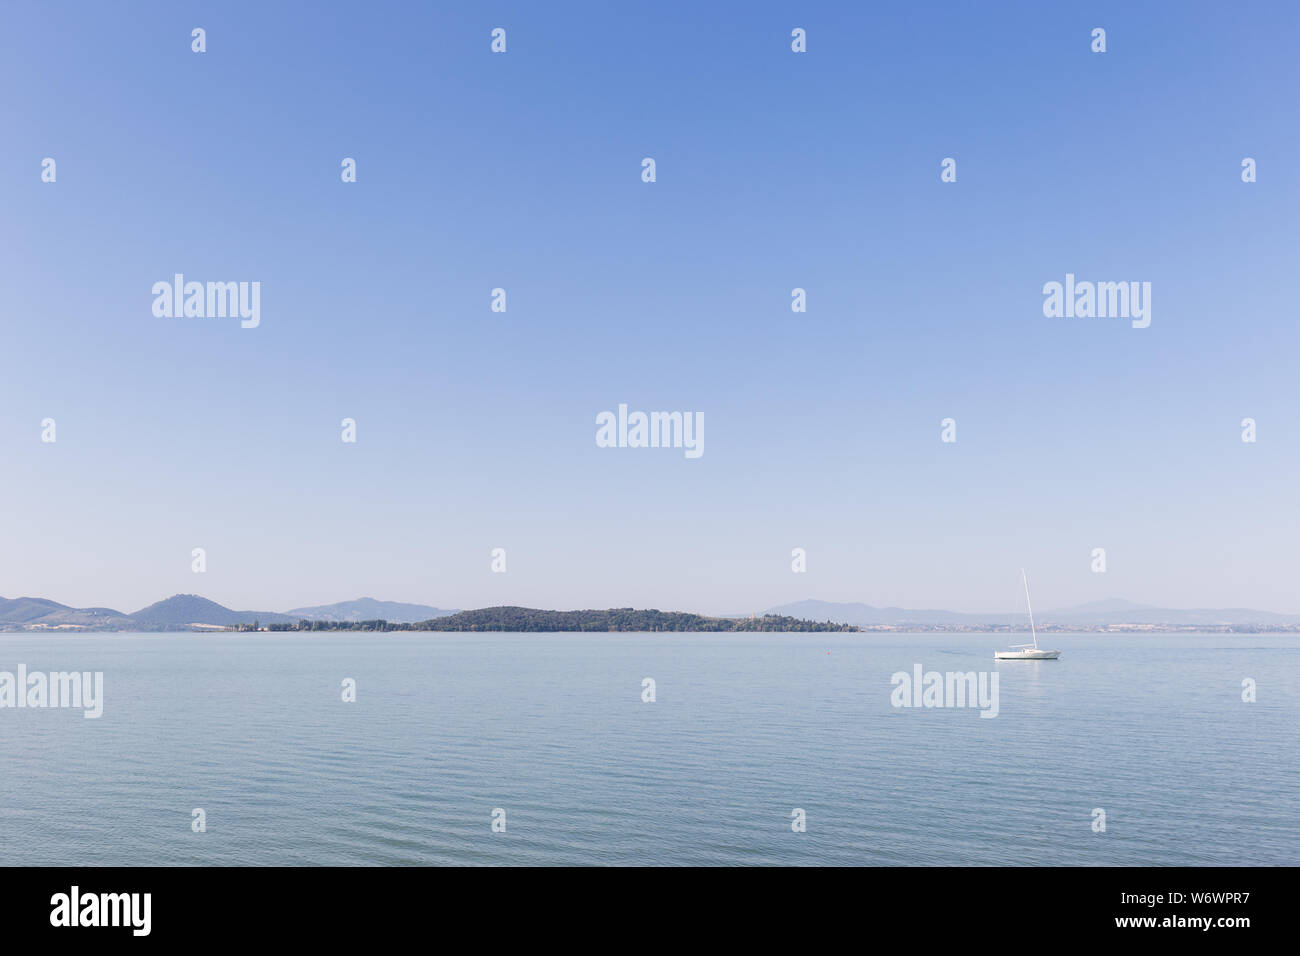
0 596 135 628
763 600 989 626
0 594 451 630
285 597 456 624
764 599 1300 628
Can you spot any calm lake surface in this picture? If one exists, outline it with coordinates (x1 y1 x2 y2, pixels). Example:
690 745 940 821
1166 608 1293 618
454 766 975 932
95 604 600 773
0 632 1295 866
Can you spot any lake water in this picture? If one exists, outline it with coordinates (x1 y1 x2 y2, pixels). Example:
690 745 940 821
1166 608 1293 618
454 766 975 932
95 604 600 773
0 632 1295 866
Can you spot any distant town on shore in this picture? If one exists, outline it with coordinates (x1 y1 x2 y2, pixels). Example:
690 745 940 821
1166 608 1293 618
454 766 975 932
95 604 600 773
3 593 1300 634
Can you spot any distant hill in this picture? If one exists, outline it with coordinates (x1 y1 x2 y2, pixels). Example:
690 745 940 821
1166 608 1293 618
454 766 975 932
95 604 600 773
0 596 134 628
285 597 456 624
366 607 857 632
0 596 75 624
37 605 136 628
129 594 293 628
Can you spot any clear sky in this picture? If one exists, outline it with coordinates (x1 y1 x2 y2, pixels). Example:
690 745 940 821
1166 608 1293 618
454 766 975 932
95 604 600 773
2 1 1298 616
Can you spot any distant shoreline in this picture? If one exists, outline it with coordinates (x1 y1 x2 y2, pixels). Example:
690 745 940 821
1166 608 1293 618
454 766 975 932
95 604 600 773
3 606 858 634
7 594 1300 634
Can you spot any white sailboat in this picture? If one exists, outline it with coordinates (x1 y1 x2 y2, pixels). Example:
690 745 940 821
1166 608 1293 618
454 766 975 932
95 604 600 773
994 569 1061 660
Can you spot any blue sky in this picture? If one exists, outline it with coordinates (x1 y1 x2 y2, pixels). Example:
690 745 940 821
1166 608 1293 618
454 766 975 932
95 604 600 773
2 1 1298 615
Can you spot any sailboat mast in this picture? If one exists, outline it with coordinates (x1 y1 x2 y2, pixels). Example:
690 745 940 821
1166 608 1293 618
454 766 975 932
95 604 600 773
1022 568 1038 649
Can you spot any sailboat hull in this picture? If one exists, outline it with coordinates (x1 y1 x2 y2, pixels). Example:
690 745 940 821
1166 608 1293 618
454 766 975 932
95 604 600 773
994 649 1060 660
